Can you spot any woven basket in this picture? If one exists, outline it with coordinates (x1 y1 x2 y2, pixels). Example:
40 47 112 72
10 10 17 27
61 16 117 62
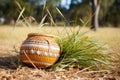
20 33 60 68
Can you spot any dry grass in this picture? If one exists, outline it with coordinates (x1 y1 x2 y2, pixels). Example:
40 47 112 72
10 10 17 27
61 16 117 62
0 25 120 79
0 26 120 53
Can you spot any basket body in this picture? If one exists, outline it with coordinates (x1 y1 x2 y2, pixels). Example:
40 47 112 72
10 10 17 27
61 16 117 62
20 33 60 68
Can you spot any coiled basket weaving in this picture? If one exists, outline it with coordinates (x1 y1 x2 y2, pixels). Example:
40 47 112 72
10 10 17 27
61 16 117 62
20 33 60 68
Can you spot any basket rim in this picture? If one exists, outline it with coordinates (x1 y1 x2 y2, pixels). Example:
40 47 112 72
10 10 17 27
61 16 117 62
28 33 54 38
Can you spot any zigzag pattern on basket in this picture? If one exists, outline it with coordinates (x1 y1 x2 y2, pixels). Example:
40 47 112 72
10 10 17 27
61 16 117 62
20 49 59 57
20 39 60 57
21 42 60 50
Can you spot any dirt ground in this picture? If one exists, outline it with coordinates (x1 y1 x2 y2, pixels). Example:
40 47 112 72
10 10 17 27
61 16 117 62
0 55 120 80
0 26 120 80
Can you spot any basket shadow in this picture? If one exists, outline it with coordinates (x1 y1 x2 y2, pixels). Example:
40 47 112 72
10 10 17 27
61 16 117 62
0 55 22 69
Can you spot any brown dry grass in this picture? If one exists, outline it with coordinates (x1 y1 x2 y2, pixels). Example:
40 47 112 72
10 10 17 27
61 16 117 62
0 25 120 80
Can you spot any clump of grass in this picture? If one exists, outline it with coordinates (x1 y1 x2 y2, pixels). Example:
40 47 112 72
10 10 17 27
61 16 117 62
52 29 111 71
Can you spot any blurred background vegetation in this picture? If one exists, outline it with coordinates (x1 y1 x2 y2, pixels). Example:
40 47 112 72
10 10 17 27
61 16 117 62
0 0 120 27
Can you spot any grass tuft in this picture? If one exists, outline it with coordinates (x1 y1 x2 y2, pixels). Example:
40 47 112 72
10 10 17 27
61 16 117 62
51 29 111 71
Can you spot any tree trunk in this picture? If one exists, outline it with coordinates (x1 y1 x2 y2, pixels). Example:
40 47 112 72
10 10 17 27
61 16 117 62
91 0 100 31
